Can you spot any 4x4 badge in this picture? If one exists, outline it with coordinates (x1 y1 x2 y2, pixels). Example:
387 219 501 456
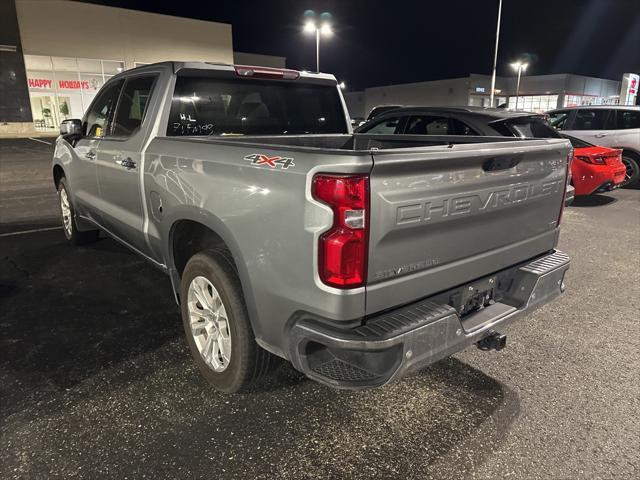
244 153 295 170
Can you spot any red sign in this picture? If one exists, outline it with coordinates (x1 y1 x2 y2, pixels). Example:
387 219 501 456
28 78 52 89
27 77 96 90
58 79 90 90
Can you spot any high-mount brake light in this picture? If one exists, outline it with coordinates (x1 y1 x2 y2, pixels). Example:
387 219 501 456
312 174 369 288
234 65 300 80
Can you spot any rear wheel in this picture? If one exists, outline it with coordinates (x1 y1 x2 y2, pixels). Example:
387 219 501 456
57 178 99 245
620 152 639 187
180 250 274 393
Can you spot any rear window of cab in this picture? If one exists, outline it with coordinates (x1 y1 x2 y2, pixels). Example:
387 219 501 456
167 76 347 136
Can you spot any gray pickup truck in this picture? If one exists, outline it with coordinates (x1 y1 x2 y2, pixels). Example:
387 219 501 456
53 62 571 392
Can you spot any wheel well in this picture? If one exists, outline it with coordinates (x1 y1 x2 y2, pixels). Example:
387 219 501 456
171 220 234 277
620 148 640 161
53 165 65 188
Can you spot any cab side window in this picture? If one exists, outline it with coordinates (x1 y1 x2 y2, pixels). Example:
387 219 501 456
617 110 640 130
363 116 403 134
572 109 614 130
83 80 123 138
111 75 157 138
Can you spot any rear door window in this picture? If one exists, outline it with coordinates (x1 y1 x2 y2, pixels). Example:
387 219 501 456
167 75 347 136
572 109 614 130
449 118 478 135
616 109 640 129
111 75 156 138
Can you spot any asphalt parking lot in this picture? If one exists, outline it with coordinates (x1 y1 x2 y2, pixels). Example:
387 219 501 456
1 137 639 479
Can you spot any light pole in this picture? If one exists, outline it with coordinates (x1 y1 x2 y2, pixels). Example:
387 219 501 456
511 61 528 110
304 15 332 73
489 0 503 108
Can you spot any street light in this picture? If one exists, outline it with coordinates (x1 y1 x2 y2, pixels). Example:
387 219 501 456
489 0 503 108
338 81 346 90
511 61 528 110
303 13 332 73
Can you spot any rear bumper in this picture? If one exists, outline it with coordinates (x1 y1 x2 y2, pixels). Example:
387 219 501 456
289 250 570 389
573 162 626 195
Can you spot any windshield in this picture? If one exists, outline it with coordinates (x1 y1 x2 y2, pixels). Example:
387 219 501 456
167 75 347 136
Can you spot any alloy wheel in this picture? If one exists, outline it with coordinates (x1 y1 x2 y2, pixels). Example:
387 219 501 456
60 187 72 236
187 275 232 372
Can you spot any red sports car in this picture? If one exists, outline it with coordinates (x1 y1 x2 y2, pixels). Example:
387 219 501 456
564 134 626 196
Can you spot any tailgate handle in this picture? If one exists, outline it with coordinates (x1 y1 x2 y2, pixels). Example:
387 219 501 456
482 155 521 172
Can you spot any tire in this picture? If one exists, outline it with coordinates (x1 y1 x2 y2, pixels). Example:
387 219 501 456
180 250 274 393
620 152 640 188
57 178 99 245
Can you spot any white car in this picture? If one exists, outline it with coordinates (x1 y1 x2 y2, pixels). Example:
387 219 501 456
547 106 640 187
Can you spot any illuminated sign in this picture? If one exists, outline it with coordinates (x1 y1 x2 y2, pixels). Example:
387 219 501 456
620 73 639 106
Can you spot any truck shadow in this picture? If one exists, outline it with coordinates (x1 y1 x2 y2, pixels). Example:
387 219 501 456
141 357 519 478
1 230 518 477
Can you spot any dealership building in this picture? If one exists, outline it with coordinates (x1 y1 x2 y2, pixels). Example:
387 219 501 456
344 72 629 120
0 0 285 136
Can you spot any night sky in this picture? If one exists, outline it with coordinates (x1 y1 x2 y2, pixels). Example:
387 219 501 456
80 0 640 91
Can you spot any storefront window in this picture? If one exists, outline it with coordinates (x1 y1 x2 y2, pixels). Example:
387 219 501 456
563 94 617 107
24 54 125 131
508 94 559 112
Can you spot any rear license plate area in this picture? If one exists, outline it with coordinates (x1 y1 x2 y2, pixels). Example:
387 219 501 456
448 276 498 317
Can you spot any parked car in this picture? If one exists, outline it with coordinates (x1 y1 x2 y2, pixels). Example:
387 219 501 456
562 134 626 196
356 106 625 196
53 63 570 392
355 106 553 137
547 106 640 187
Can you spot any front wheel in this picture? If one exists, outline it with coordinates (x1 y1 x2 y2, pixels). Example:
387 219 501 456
57 178 99 245
180 250 274 393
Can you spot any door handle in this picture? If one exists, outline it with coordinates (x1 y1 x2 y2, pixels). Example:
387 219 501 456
85 150 96 160
595 133 607 138
116 157 137 169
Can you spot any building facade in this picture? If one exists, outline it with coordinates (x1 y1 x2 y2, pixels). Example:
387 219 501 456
1 0 284 136
345 73 623 120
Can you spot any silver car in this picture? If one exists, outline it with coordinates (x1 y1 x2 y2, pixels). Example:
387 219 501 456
547 105 640 187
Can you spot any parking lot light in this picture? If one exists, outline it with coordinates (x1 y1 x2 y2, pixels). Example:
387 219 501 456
511 61 529 110
303 12 333 73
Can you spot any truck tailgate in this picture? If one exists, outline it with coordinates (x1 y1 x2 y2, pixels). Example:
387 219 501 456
366 138 570 315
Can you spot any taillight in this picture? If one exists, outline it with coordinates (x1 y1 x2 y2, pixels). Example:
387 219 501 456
312 174 369 288
576 155 606 165
557 148 573 227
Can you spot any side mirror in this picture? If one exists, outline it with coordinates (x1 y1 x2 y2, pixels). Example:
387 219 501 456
60 119 83 136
